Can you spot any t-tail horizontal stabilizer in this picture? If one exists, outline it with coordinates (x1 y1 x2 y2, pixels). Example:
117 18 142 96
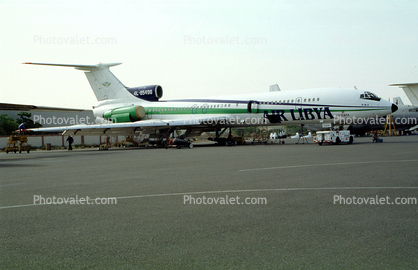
389 83 418 105
24 62 126 102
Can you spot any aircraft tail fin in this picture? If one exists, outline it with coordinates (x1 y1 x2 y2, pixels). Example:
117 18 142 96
24 62 126 101
389 83 418 105
392 97 404 105
269 84 281 92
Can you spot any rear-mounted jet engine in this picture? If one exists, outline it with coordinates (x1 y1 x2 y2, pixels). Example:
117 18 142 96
103 105 146 123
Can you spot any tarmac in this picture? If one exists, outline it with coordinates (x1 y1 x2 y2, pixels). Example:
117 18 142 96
1 136 417 269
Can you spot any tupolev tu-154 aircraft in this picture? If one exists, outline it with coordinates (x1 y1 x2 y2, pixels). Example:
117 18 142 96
22 62 397 144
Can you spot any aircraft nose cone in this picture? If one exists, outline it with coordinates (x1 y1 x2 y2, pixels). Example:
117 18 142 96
391 103 398 113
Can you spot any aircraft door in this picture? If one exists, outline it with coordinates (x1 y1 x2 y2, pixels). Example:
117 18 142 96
294 97 305 122
247 100 258 113
192 104 198 114
202 103 208 114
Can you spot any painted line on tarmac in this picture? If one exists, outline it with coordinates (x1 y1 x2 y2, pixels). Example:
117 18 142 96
0 156 35 160
0 183 26 187
113 186 418 200
0 203 38 210
239 159 418 172
1 186 418 210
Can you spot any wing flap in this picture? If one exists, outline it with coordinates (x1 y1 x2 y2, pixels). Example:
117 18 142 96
28 119 169 135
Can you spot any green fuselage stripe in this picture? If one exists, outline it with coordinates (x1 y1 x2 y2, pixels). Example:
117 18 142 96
144 107 382 115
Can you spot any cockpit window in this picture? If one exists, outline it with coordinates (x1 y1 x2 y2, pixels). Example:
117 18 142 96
360 91 381 101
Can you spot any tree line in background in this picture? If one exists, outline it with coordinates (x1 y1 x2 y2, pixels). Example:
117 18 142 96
0 112 42 135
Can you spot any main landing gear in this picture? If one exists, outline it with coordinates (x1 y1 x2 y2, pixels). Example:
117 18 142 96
208 127 236 146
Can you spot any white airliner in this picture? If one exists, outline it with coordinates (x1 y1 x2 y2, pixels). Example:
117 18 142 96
22 62 397 142
390 83 418 132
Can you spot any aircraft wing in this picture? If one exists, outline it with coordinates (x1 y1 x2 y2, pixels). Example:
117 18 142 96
28 116 236 136
409 125 418 131
0 102 87 112
389 83 418 105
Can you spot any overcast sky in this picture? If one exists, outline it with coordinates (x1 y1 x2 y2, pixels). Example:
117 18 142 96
1 0 417 109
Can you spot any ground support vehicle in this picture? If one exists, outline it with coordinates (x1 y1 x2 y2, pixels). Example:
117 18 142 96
5 132 30 153
313 130 354 145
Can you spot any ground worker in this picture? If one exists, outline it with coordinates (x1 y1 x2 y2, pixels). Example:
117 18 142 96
66 135 74 150
18 122 27 135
